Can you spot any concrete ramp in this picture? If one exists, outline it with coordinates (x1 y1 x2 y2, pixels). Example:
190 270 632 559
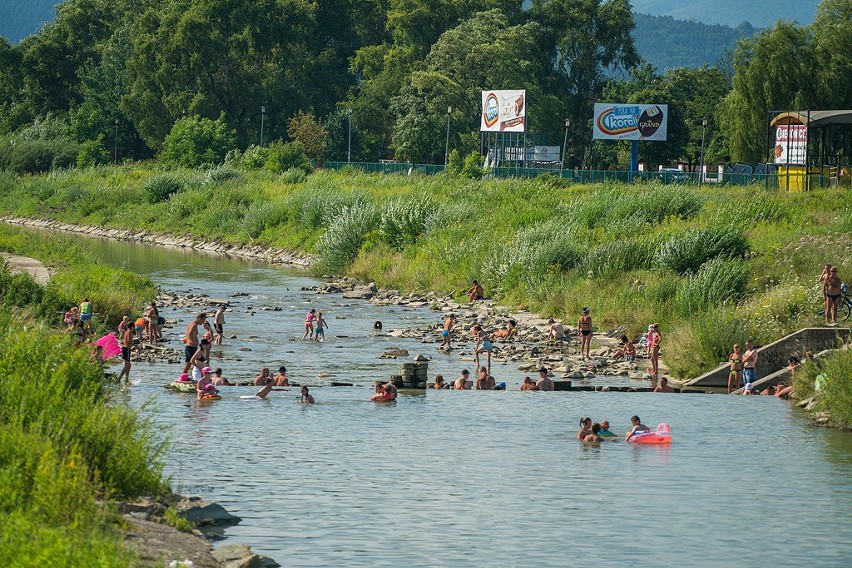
0 252 50 285
685 327 850 388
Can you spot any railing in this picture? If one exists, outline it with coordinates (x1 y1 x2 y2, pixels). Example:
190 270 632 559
323 162 836 189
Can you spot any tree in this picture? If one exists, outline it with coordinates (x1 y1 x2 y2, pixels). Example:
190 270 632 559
160 114 236 168
719 22 818 163
391 9 545 163
287 111 329 165
531 0 639 147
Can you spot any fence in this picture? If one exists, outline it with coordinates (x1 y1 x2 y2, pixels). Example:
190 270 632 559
323 162 838 189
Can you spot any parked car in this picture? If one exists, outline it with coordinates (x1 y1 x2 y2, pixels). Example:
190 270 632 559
658 168 690 183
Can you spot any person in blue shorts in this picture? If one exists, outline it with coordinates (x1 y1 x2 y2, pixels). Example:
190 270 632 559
440 314 456 350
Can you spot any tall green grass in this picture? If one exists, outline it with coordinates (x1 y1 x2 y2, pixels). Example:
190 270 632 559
796 347 852 428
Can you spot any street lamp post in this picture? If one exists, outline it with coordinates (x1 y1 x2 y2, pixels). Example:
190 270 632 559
260 106 266 146
698 117 707 189
444 106 452 167
347 108 352 163
560 118 571 177
114 118 119 164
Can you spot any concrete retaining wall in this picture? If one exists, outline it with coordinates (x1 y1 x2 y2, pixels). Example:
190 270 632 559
686 327 850 388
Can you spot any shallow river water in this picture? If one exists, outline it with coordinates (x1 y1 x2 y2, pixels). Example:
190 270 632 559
69 235 852 566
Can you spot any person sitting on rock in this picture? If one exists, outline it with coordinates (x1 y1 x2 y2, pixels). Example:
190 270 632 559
492 319 517 339
548 319 566 340
467 280 484 303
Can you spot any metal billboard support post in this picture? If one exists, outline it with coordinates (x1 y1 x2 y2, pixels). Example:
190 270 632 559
630 140 638 183
560 118 570 178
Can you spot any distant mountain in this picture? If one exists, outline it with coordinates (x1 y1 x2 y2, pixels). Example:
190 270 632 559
632 13 756 70
0 0 58 43
631 0 819 28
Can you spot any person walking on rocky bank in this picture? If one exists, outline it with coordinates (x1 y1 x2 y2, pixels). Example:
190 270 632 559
118 321 133 383
578 307 593 360
315 311 328 342
648 324 661 386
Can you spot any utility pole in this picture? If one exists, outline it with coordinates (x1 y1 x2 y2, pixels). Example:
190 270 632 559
114 118 119 164
560 118 570 177
260 106 266 146
347 108 352 163
698 117 707 189
444 106 452 167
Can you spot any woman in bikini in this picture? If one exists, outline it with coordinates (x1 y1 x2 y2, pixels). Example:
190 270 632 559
578 307 593 360
648 324 661 385
303 308 316 340
727 343 743 393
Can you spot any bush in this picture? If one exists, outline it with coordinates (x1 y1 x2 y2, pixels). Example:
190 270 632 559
580 238 658 276
378 196 432 250
76 138 111 169
655 227 749 274
446 149 463 175
144 174 183 204
796 347 852 427
160 114 236 168
204 164 243 185
0 137 79 174
264 140 312 174
674 258 749 315
227 144 269 170
316 203 380 272
486 219 584 288
461 152 483 179
280 167 307 184
241 199 289 239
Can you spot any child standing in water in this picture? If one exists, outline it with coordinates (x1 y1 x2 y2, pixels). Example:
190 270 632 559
300 385 315 404
314 311 328 342
303 308 316 340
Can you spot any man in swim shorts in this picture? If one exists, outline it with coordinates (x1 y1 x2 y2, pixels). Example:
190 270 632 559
467 280 484 303
254 367 272 386
118 322 133 383
315 311 328 342
578 307 593 360
182 313 206 374
823 266 843 325
214 304 226 345
742 339 758 385
440 314 455 350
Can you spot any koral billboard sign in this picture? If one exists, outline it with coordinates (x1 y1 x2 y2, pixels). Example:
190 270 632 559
592 103 668 141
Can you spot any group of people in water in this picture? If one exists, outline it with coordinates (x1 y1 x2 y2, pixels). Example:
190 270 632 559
575 415 656 445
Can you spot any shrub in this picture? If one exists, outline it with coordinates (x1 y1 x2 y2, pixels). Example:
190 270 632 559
160 114 236 168
287 110 328 165
280 167 307 184
486 219 584 288
144 174 183 204
580 238 658 276
446 149 463 175
204 164 243 185
264 140 311 174
316 203 380 272
674 258 749 315
796 347 852 427
76 138 111 169
0 137 79 174
227 144 269 170
655 227 749 274
283 185 366 229
241 199 289 239
378 196 432 250
461 152 483 179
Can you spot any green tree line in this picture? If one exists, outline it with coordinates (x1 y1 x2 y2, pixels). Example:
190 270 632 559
0 0 850 170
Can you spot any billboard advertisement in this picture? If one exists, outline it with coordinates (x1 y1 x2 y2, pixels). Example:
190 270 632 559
592 103 668 141
481 90 526 132
774 124 807 165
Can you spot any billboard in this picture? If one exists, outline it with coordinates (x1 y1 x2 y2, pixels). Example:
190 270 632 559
592 103 668 141
774 124 807 165
481 90 526 132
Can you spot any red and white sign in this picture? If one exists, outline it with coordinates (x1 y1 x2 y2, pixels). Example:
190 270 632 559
774 125 807 165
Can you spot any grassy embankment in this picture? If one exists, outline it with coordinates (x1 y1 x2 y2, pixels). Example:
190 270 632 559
0 225 168 566
1 165 850 383
795 349 852 429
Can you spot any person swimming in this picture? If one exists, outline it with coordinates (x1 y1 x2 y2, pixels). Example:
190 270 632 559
599 420 616 437
584 423 604 445
300 385 315 404
577 417 593 441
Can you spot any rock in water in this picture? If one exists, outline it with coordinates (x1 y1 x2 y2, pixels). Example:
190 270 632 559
212 544 280 568
175 497 241 527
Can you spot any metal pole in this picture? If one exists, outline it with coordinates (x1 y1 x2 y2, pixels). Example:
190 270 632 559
444 106 452 167
114 118 119 164
260 106 265 147
347 108 352 163
698 118 707 189
560 118 570 177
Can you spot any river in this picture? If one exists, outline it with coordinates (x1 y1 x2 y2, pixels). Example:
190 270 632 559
64 234 852 566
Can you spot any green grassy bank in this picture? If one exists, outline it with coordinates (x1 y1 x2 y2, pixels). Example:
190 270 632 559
0 226 166 566
795 348 852 429
1 165 850 383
